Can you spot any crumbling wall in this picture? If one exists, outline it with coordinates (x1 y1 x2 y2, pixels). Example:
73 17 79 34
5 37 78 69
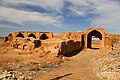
59 32 83 41
108 34 120 49
105 34 120 50
41 39 82 56
3 34 13 42
5 28 120 53
4 36 8 42
10 37 41 50
8 34 13 41
53 34 60 39
61 40 82 55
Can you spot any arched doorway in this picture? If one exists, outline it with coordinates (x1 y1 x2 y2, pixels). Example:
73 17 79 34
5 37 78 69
40 33 48 40
28 33 36 39
87 30 102 49
16 33 24 38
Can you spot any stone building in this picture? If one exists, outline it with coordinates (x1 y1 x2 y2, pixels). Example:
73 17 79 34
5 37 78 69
5 28 120 54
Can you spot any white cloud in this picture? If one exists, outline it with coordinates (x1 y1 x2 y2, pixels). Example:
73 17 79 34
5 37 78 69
65 0 89 6
0 6 64 27
65 0 120 33
68 7 86 16
0 24 17 28
0 0 120 33
2 0 64 12
90 0 120 33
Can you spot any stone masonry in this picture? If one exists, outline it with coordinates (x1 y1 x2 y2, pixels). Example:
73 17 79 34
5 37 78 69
5 28 120 55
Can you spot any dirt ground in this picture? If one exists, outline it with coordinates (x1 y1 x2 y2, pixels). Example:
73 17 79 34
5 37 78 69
0 40 120 80
35 49 102 80
33 48 119 80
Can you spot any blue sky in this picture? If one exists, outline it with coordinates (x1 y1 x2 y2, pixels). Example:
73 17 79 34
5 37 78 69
0 0 120 36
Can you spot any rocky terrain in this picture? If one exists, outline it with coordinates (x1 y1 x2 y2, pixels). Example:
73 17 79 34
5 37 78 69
93 41 120 80
0 38 63 80
0 38 120 80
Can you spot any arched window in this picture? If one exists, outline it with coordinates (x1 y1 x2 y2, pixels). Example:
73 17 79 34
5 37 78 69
16 33 24 38
28 33 36 39
40 33 48 40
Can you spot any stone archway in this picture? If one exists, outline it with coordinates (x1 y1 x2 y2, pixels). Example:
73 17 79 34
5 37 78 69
16 33 24 38
40 33 48 40
87 30 102 49
28 33 36 39
85 28 105 49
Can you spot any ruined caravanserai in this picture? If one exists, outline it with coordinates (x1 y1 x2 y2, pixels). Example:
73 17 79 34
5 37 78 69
5 28 120 55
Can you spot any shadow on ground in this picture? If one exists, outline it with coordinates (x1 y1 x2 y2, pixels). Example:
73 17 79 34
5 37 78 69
50 73 72 80
64 49 82 57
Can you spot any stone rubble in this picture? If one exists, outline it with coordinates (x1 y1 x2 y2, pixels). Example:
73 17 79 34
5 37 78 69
0 61 61 80
0 70 33 80
94 38 120 80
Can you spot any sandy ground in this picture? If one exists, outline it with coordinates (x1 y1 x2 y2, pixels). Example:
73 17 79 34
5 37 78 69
0 47 102 80
34 49 104 80
0 41 119 80
0 40 3 44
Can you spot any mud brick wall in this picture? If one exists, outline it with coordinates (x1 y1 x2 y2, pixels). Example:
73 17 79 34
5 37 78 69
60 32 83 41
61 40 82 55
110 34 120 46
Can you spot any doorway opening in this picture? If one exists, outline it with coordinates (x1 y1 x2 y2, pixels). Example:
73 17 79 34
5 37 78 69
87 30 102 49
91 36 101 49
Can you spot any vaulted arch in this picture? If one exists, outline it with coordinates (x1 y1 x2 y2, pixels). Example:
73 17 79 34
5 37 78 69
28 33 36 39
16 33 24 38
40 33 48 40
87 30 103 49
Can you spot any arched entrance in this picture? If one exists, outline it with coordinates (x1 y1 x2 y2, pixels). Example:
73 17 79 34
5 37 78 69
40 33 48 40
16 33 24 38
28 33 36 39
87 30 102 49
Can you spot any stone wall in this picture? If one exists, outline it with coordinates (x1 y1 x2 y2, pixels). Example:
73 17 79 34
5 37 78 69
41 39 82 55
61 40 82 55
109 34 120 46
59 32 83 41
5 28 120 53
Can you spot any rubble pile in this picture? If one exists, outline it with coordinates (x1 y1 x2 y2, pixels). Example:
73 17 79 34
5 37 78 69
0 62 43 80
10 37 41 50
94 55 120 80
94 38 120 80
0 70 33 80
0 61 60 80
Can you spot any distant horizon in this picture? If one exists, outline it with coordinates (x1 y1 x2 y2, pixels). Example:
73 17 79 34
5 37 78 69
1 28 120 37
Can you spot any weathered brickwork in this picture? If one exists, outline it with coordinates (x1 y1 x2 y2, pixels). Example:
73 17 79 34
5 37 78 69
7 31 53 41
5 28 120 55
